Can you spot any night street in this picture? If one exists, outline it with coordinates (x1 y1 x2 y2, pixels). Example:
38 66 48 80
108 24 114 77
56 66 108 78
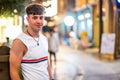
51 45 120 80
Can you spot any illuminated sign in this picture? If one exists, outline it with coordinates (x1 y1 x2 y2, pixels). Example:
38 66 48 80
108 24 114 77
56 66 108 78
43 0 58 17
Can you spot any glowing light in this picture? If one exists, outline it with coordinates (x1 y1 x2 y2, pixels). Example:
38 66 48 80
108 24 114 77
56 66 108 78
0 16 23 42
4 26 22 39
102 8 106 12
69 31 76 38
64 16 75 26
0 17 13 26
87 19 92 26
78 15 84 20
118 0 120 3
85 13 90 18
81 21 85 30
14 9 18 13
47 21 55 27
43 20 47 26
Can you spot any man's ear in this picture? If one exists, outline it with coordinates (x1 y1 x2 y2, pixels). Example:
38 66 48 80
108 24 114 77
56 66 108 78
26 16 29 22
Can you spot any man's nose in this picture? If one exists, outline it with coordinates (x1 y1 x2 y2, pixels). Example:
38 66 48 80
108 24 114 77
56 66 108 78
36 19 42 23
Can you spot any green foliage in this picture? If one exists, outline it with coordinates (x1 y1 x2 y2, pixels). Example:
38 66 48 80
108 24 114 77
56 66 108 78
19 68 23 80
0 0 31 17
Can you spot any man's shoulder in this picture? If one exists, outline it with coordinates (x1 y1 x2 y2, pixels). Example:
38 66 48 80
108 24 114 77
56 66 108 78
17 32 26 37
13 32 28 45
17 32 30 40
40 33 47 39
12 38 23 44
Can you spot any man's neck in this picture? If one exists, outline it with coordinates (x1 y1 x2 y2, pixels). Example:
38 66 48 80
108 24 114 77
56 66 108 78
26 30 39 38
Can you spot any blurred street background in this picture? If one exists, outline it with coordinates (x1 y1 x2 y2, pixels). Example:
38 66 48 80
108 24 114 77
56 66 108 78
51 44 120 80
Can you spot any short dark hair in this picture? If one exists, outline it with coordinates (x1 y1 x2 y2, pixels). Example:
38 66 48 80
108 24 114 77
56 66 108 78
25 3 45 15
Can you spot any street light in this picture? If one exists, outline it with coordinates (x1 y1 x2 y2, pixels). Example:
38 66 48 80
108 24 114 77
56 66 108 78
117 0 120 3
64 16 75 26
115 0 120 8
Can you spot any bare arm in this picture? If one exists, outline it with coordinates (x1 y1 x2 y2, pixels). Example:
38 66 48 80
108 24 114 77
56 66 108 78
47 61 53 80
9 39 26 80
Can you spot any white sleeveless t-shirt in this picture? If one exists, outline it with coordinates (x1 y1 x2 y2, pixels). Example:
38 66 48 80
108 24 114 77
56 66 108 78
17 33 49 80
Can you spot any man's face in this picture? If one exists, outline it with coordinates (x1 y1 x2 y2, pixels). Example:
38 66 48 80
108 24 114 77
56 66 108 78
27 14 44 31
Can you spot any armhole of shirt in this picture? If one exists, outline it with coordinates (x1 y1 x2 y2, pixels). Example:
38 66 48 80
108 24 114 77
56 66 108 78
16 38 28 56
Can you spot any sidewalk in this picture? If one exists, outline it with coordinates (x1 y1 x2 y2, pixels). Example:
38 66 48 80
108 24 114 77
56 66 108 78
51 45 120 80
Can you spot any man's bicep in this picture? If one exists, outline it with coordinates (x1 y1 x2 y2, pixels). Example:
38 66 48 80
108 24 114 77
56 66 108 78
10 50 22 68
10 39 24 68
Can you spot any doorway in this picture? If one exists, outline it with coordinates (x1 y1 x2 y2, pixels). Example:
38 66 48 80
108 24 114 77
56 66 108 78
115 9 120 58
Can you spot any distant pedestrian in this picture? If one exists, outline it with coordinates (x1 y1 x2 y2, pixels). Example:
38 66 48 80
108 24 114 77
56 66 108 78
48 29 59 66
2 37 11 48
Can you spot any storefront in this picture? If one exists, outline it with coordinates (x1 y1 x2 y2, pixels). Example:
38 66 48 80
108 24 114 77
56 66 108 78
114 0 120 59
77 5 93 40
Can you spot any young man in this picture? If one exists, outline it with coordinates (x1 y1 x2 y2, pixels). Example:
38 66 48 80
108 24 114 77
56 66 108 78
9 3 53 80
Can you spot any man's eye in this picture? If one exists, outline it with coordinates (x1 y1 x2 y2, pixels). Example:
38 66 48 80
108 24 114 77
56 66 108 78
40 16 43 19
33 17 37 19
